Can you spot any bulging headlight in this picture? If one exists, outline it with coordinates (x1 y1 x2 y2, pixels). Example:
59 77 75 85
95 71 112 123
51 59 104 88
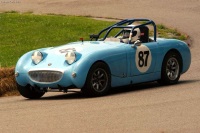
65 51 76 65
31 51 43 65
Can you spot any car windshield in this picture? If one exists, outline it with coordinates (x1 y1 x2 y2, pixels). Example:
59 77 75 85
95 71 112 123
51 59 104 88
104 28 136 44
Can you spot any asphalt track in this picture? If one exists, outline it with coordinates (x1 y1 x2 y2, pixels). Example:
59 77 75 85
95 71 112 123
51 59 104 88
0 0 200 132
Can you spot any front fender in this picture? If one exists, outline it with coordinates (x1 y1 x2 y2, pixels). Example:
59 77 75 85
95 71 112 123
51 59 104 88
71 52 108 88
15 51 34 86
71 48 127 88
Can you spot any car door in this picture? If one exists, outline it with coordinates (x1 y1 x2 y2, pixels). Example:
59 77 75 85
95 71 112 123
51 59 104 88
128 42 158 77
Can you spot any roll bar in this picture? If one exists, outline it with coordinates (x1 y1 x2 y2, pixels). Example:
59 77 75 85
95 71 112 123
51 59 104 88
90 18 157 42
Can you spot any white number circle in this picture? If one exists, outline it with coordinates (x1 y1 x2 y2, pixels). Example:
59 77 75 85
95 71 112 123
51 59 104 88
135 45 152 73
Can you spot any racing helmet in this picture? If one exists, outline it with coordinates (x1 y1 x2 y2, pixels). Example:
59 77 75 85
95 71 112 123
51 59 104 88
122 28 141 43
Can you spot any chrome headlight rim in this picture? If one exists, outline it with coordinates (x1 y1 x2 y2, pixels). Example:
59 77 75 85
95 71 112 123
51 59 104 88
65 51 76 65
31 51 43 65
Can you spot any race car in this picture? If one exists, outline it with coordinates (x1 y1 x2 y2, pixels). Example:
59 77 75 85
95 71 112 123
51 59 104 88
15 18 191 99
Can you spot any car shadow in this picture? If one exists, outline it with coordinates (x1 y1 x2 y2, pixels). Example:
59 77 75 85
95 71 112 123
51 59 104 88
28 79 199 101
108 79 199 96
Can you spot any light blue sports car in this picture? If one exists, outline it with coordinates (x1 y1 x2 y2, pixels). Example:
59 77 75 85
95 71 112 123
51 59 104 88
15 19 191 99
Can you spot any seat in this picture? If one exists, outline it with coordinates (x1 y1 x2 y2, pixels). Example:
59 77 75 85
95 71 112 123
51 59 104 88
139 26 149 43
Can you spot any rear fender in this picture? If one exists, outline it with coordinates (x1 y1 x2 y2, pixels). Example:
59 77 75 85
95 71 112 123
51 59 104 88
155 40 191 74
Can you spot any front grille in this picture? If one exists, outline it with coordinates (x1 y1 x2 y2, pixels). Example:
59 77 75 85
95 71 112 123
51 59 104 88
28 70 63 83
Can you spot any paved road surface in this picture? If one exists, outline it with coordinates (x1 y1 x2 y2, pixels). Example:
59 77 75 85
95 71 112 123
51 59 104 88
0 0 200 132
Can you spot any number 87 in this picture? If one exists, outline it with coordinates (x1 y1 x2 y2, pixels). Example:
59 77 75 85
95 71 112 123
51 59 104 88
138 51 149 67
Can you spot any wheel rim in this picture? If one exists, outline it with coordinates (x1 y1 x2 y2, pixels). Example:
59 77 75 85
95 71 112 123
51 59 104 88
166 57 179 80
91 68 108 92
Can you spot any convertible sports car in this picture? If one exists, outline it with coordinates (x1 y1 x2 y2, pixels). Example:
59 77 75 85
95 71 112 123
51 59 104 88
15 19 191 99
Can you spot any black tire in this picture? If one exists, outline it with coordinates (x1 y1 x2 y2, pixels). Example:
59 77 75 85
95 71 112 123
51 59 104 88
17 84 45 99
158 51 182 85
82 62 111 97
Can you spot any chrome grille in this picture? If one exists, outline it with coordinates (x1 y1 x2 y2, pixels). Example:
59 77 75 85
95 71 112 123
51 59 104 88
28 70 63 83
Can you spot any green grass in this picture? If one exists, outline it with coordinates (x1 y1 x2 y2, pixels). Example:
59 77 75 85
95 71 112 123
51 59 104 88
156 24 187 40
0 12 187 67
0 13 114 67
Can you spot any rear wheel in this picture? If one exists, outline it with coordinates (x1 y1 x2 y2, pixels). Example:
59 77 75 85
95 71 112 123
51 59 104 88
158 51 182 85
82 62 111 97
17 84 45 99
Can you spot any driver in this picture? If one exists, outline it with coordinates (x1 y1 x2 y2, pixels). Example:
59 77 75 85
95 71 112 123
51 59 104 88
121 28 141 44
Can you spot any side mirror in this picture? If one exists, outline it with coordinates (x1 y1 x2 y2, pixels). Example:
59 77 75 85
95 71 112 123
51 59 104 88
132 40 142 48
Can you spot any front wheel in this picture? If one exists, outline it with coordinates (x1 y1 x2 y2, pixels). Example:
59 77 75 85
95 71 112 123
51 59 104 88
82 62 111 97
158 51 182 85
17 84 45 99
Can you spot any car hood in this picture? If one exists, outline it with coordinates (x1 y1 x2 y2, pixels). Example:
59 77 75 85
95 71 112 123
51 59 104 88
42 41 125 55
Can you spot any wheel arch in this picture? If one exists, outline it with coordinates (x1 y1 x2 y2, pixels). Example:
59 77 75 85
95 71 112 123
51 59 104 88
72 59 111 89
90 60 111 74
81 60 112 96
162 49 183 73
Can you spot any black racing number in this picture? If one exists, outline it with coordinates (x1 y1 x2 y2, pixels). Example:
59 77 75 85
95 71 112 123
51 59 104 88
138 51 144 67
138 51 149 67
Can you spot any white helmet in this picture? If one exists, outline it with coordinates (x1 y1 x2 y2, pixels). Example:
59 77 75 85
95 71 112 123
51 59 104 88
122 28 141 43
